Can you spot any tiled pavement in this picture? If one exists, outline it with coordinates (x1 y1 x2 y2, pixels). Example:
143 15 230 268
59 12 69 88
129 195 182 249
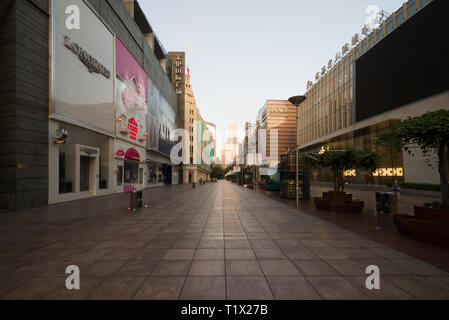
1 181 449 300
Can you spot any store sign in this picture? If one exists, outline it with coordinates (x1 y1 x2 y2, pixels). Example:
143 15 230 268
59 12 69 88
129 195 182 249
63 36 111 79
373 168 404 177
344 170 356 177
174 54 185 95
116 149 125 157
52 0 115 134
128 118 139 141
269 105 289 118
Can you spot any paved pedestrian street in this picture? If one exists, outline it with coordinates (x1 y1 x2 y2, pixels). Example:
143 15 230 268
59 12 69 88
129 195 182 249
1 181 449 300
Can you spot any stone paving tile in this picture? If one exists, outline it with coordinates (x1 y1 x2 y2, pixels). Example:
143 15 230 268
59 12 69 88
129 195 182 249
198 239 225 249
133 248 168 260
324 259 367 276
194 249 224 260
189 261 225 276
151 260 192 276
385 276 449 300
356 259 412 276
2 277 65 300
266 277 322 300
226 277 273 300
113 260 160 277
249 239 279 249
225 239 251 249
1 181 448 300
307 276 369 300
41 277 105 300
225 249 256 260
82 261 125 277
345 276 415 300
300 240 333 248
0 278 29 297
133 277 185 300
254 248 287 260
86 277 145 300
100 249 139 261
180 277 226 300
282 247 320 260
339 248 384 260
163 249 196 260
292 259 339 276
309 247 350 260
259 260 301 276
390 259 448 276
226 260 263 276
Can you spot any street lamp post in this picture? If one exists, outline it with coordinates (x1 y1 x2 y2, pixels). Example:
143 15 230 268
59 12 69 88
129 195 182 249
288 96 307 209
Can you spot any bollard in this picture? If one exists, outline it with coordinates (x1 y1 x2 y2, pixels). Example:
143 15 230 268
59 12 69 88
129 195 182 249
192 182 196 189
130 191 138 211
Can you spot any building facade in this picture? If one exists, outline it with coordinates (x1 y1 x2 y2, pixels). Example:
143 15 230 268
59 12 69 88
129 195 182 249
167 53 214 184
0 0 180 212
256 100 298 168
297 0 449 185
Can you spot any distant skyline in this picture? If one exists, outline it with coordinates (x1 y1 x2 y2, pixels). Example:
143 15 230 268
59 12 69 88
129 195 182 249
139 0 406 153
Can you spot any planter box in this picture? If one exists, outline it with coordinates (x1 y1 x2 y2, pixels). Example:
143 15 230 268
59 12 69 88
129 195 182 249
314 192 364 213
393 206 449 247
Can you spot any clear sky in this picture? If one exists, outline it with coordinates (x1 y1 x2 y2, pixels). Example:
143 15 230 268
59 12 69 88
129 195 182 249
139 0 405 155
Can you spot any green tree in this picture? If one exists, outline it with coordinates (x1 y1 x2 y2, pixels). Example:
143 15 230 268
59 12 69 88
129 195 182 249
305 149 381 193
210 166 225 179
376 110 449 206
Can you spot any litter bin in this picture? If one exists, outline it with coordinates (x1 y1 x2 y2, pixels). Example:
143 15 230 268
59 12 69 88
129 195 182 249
375 191 398 214
130 191 143 210
385 192 398 214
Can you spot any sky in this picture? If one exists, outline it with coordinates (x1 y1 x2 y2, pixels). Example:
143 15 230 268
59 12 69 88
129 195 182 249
139 0 405 155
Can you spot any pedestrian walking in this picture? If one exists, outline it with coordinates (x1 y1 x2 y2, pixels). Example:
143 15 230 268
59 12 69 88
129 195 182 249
392 179 401 200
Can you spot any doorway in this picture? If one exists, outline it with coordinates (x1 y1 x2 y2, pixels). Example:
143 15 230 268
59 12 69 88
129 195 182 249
80 156 90 192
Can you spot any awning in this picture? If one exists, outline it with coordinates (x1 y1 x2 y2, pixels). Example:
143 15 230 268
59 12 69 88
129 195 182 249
125 148 140 161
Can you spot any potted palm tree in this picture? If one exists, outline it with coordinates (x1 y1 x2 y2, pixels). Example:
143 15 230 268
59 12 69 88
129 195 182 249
306 148 381 213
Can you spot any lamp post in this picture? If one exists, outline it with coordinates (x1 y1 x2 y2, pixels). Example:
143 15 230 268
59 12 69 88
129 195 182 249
288 96 307 208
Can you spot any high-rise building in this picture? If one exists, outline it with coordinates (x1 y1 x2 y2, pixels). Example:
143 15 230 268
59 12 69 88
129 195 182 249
167 55 215 183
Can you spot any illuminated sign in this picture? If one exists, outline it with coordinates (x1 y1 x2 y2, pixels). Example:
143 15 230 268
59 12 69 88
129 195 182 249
373 168 404 177
128 118 138 141
344 170 356 177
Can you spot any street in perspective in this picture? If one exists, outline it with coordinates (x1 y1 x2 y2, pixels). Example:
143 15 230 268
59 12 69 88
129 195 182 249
1 0 449 307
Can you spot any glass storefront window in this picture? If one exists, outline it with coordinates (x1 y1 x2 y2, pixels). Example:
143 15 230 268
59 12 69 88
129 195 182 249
124 161 139 189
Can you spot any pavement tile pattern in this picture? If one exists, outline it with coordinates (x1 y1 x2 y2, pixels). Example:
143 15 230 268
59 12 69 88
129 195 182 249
0 181 448 300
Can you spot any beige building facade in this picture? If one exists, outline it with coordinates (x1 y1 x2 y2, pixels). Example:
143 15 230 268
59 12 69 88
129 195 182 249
168 52 214 183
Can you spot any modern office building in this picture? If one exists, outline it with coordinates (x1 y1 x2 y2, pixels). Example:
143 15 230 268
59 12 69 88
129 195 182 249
0 0 179 212
167 54 214 183
296 0 449 185
256 100 298 168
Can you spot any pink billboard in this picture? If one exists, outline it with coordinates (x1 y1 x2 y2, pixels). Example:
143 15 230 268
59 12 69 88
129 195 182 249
115 37 148 100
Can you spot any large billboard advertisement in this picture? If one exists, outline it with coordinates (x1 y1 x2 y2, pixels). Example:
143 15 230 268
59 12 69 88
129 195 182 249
115 37 148 147
355 0 449 122
51 0 115 134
